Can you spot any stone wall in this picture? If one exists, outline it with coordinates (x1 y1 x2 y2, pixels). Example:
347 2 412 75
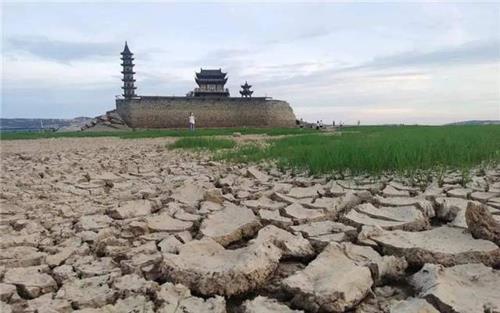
116 96 297 128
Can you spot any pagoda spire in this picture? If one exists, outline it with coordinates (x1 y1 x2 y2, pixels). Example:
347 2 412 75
240 81 253 98
120 41 137 99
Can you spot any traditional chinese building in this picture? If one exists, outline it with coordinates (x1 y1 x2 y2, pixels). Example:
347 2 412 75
193 69 230 97
120 42 137 99
114 42 296 129
240 81 253 98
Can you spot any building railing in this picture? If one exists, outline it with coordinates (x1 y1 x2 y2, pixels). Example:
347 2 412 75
116 94 274 100
193 88 229 93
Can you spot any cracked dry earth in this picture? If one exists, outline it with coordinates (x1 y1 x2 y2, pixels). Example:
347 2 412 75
1 137 500 313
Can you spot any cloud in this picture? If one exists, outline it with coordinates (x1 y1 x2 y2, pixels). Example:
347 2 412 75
5 36 119 62
182 48 256 70
360 39 500 69
248 39 500 91
264 27 336 45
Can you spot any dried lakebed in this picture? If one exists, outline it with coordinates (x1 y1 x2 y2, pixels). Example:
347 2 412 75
1 137 499 313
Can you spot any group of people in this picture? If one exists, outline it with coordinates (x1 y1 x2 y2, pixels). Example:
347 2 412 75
297 118 344 129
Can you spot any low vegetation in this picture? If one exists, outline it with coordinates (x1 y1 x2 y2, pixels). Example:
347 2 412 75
0 127 317 140
219 125 500 175
168 137 236 151
4 125 499 176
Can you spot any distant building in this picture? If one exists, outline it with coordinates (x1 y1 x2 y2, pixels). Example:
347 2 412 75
240 81 253 98
120 42 137 99
115 42 296 129
193 69 230 97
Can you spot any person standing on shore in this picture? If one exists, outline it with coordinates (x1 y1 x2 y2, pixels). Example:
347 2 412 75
189 112 196 131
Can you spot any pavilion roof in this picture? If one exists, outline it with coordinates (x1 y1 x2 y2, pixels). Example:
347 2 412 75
241 81 252 89
196 68 227 79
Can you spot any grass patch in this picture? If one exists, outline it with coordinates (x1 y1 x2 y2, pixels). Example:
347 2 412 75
168 137 236 151
220 125 500 175
0 127 318 140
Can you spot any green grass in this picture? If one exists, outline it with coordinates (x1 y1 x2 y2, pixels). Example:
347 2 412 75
219 125 500 175
168 137 237 151
4 124 499 176
0 127 318 140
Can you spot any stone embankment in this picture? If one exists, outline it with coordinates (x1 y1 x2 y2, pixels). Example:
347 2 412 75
80 110 130 132
1 137 499 312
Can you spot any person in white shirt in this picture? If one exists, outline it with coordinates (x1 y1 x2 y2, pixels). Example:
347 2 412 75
188 112 195 131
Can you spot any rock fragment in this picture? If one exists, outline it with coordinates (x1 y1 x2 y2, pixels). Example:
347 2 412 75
158 236 184 253
0 283 17 302
0 233 41 249
342 242 408 283
251 225 314 258
156 282 226 313
243 197 287 211
145 213 193 232
389 298 439 313
56 275 117 309
0 246 46 268
291 221 357 248
0 302 12 313
170 181 205 209
344 203 428 231
447 188 472 199
365 226 500 266
434 197 475 228
382 185 410 197
411 263 500 313
465 201 500 246
108 199 152 219
162 238 281 296
204 188 225 204
199 200 223 213
337 180 383 192
287 185 324 199
46 238 82 267
78 295 155 313
258 209 293 228
112 274 159 297
328 181 346 196
200 204 261 246
471 191 500 202
120 248 163 280
76 215 112 231
282 203 325 223
246 166 270 182
3 265 57 299
375 196 420 207
74 257 120 278
243 296 303 313
282 242 374 312
52 264 77 284
25 293 72 313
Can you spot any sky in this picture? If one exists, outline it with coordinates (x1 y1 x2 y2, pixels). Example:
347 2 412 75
2 1 500 125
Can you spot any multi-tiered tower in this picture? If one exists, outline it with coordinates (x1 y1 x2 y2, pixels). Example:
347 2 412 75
120 42 137 99
240 81 253 98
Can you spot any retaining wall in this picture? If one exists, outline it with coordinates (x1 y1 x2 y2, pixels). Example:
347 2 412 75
116 96 297 128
